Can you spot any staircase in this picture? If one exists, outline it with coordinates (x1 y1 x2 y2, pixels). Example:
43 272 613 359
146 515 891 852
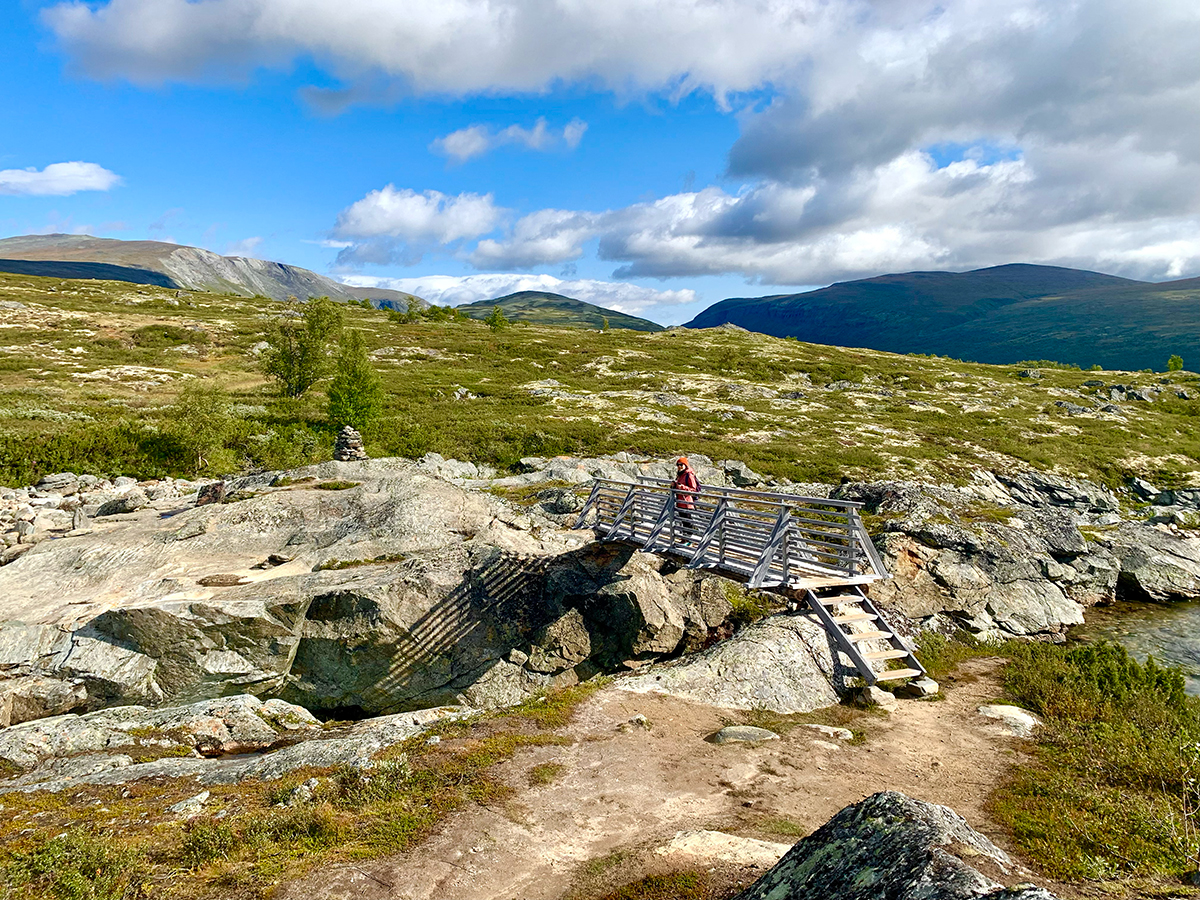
803 585 926 685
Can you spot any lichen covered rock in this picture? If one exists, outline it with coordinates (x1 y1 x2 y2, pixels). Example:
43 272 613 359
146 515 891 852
736 791 1058 899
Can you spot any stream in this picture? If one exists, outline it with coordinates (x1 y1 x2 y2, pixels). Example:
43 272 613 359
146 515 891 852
1072 600 1200 695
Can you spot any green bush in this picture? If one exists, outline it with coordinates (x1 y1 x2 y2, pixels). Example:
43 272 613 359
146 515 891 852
991 640 1200 879
1169 355 1185 372
168 381 240 473
0 421 182 487
327 330 384 432
484 305 509 331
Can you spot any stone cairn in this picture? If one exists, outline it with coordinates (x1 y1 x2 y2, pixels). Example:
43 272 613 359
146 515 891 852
334 426 368 462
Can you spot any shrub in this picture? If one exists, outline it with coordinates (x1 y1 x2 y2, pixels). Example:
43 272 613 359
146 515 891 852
168 381 239 473
484 305 509 331
1169 355 1185 372
327 329 384 432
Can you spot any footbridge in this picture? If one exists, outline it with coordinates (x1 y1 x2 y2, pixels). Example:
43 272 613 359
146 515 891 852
575 478 925 686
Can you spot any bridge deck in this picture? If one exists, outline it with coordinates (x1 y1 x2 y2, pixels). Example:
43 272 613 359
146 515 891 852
575 478 886 590
574 478 925 686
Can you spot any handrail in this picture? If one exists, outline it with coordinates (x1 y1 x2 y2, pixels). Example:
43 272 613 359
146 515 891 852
574 477 887 589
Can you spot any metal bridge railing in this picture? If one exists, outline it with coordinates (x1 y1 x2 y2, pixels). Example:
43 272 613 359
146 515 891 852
574 478 887 589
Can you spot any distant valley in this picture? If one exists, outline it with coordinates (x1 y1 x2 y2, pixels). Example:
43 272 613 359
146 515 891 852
686 264 1200 371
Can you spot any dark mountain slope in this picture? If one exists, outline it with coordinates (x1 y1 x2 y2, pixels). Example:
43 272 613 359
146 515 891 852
457 291 663 331
0 234 423 308
686 264 1193 369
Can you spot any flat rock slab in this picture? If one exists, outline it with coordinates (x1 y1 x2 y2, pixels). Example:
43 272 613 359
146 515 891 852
655 830 791 868
707 725 780 744
977 704 1042 738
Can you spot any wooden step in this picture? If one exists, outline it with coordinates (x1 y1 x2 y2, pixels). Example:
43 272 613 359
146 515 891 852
875 667 924 682
832 612 877 624
813 593 862 606
863 649 911 661
846 630 892 642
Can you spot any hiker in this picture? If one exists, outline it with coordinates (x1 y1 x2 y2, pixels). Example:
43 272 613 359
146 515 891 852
673 456 699 541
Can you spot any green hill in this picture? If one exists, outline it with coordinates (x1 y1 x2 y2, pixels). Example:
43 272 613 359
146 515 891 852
686 264 1200 370
457 291 663 331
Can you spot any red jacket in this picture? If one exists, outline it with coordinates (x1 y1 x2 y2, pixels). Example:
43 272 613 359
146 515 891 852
673 467 699 509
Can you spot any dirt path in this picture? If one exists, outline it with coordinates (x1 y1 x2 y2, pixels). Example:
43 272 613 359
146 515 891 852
283 658 1030 900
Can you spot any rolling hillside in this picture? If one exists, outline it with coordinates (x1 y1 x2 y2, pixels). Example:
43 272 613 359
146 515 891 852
456 290 663 331
0 234 424 309
686 264 1200 370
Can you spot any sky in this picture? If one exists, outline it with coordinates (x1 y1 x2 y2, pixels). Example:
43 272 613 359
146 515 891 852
2 0 1199 325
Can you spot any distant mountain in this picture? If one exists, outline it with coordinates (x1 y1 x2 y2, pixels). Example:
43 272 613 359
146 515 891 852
457 291 664 332
685 264 1200 370
0 234 424 309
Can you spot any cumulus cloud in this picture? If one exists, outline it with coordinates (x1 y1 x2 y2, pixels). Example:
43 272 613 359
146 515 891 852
431 118 588 162
340 273 692 316
43 0 838 96
332 186 503 266
0 161 121 196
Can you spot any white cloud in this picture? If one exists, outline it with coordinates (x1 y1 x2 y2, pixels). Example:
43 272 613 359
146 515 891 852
225 236 263 257
0 161 121 196
431 118 588 162
43 0 840 97
334 187 502 242
456 145 1200 284
470 208 601 268
340 273 693 316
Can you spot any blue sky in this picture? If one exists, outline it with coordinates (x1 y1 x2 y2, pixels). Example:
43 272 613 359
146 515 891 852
3 0 1200 323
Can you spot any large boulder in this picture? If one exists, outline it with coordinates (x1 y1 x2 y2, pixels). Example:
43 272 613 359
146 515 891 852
736 791 1058 900
618 612 845 713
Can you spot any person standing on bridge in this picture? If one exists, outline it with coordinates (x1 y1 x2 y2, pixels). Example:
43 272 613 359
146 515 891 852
673 456 700 542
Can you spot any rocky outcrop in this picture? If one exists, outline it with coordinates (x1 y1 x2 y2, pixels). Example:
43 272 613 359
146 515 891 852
837 471 1200 640
736 791 1058 900
4 451 1200 729
0 694 470 792
0 459 740 721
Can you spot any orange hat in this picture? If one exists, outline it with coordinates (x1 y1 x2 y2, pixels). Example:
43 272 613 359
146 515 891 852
677 456 688 465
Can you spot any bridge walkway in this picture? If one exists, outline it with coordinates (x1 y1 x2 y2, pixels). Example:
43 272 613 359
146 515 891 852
574 478 925 686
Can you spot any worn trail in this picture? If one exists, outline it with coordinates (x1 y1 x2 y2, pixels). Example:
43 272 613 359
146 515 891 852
282 657 1026 900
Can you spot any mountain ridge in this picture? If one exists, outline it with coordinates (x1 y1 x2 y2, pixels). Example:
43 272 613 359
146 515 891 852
686 263 1200 369
0 234 424 308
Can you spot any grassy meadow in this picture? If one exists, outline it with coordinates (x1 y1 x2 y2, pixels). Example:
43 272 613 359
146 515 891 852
1 269 1197 489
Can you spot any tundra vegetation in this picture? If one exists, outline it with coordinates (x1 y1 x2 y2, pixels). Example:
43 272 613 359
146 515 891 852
919 633 1200 892
0 269 1197 489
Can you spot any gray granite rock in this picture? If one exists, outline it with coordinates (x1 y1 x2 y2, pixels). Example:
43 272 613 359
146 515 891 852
618 613 845 713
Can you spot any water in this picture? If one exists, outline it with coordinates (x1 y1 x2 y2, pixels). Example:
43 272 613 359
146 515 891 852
1072 600 1200 695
